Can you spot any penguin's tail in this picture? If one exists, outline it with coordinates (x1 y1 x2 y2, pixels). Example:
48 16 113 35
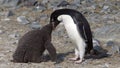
90 49 110 59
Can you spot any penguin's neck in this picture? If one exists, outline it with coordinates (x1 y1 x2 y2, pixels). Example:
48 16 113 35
61 15 74 25
42 24 53 34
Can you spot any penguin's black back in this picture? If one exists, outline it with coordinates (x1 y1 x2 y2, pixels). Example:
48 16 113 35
50 9 93 54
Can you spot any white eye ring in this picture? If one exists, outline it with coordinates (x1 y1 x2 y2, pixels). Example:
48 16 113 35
57 15 62 21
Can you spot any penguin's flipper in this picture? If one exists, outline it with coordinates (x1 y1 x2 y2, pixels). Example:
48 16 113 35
73 17 87 41
73 15 93 54
45 40 57 61
77 23 87 41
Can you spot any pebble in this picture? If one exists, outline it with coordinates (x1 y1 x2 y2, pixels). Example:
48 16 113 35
24 0 38 6
6 10 14 17
110 45 120 55
73 0 81 4
103 5 109 10
33 4 46 12
0 30 3 34
101 5 110 13
0 0 20 7
41 0 49 5
1 18 11 21
67 4 78 9
91 5 96 9
99 63 109 68
106 41 114 47
0 64 8 68
104 41 120 55
12 40 18 44
93 39 102 51
30 22 41 29
9 33 19 39
57 1 70 7
17 16 30 25
40 14 48 20
94 24 120 40
112 45 120 54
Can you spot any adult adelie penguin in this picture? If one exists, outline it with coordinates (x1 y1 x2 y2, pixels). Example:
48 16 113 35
50 9 94 63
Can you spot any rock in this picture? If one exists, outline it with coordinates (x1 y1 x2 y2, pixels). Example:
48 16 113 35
67 4 78 9
23 0 38 7
33 4 46 12
81 0 86 4
103 40 115 47
0 0 20 7
6 10 14 17
104 41 120 55
107 45 120 55
47 2 58 10
72 0 84 6
40 14 48 20
30 22 41 29
0 30 3 34
47 0 69 10
106 41 114 47
47 3 54 9
101 5 110 13
115 12 120 23
57 1 70 7
87 13 101 23
1 18 11 21
100 63 109 68
103 6 109 10
82 59 93 65
22 11 29 15
94 24 120 41
101 14 115 24
41 0 49 5
9 33 19 39
111 45 120 54
17 16 30 25
0 64 8 68
0 12 5 16
55 64 63 68
0 0 38 8
86 0 93 3
93 39 102 51
91 5 96 10
73 0 81 4
12 40 18 44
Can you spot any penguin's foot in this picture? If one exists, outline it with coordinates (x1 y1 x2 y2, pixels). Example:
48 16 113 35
75 59 83 64
69 57 79 61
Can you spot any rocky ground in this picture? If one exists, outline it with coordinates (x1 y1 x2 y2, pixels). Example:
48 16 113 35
0 0 120 68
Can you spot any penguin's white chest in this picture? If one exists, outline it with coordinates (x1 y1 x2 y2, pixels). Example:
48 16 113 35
64 20 83 44
57 15 84 44
57 15 86 62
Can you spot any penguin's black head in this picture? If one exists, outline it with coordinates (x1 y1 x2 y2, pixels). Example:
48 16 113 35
50 10 61 29
50 9 72 29
50 9 79 29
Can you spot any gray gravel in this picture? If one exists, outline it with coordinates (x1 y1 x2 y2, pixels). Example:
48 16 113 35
0 0 120 68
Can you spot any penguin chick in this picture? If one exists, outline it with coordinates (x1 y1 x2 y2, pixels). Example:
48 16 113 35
12 23 57 63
